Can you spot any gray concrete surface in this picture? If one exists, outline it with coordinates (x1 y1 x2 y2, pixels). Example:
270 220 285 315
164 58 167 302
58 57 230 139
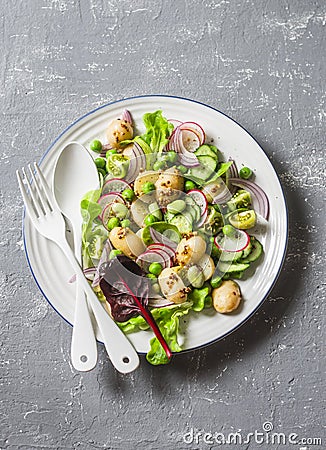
0 1 325 449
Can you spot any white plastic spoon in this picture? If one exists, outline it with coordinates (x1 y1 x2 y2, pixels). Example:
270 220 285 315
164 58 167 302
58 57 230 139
53 142 140 373
53 142 99 370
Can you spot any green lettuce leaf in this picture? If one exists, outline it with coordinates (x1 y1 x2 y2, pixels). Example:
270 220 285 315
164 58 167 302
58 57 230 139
141 110 174 154
188 286 211 312
118 302 193 365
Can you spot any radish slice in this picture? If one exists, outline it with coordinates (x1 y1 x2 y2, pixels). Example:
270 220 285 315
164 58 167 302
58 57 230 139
102 178 131 195
179 122 205 145
179 129 200 153
98 192 125 210
214 230 250 252
195 209 208 228
187 189 208 216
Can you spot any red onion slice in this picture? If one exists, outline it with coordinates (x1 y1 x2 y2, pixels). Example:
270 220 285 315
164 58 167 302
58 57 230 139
229 178 269 220
147 243 176 260
149 227 178 250
136 249 171 271
148 297 175 308
121 109 132 124
168 119 182 128
179 122 205 145
69 267 97 283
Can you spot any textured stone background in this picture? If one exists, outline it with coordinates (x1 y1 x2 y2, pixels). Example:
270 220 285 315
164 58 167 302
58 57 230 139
0 1 325 449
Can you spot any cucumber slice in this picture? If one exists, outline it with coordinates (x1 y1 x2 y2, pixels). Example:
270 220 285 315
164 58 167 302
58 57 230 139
186 206 198 223
170 214 193 234
218 261 250 273
241 237 263 263
198 155 217 171
164 212 175 223
222 271 244 280
189 156 217 180
241 241 252 259
185 197 201 222
219 250 243 262
195 145 218 159
182 211 194 225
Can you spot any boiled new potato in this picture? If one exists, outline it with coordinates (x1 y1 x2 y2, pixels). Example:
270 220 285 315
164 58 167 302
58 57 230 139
106 119 133 148
175 234 206 266
155 167 184 207
134 170 160 197
109 227 146 259
158 266 189 304
212 280 241 313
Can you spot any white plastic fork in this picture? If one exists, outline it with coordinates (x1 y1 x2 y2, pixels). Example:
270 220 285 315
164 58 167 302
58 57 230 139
17 163 140 374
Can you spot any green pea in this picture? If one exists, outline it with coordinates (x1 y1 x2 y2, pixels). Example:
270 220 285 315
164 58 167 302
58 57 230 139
106 148 117 158
211 277 222 289
120 219 131 228
222 224 236 237
98 168 107 177
167 199 186 214
144 214 157 226
111 202 129 219
177 165 187 174
142 182 155 194
107 217 120 231
185 180 196 191
157 153 169 162
149 262 163 276
146 273 157 284
95 157 106 169
109 249 122 259
121 188 135 202
153 161 165 171
90 139 102 153
239 166 253 179
167 151 178 163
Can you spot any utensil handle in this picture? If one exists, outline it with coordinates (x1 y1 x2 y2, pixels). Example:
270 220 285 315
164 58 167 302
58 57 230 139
70 229 98 371
59 239 140 374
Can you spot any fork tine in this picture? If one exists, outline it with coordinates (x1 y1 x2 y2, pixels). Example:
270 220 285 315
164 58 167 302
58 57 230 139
27 164 49 214
22 167 43 217
16 169 37 221
33 163 55 212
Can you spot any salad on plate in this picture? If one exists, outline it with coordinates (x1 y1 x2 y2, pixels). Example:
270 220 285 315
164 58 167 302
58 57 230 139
78 109 269 365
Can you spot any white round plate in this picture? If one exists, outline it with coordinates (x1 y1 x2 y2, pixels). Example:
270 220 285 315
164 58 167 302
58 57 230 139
23 95 288 354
